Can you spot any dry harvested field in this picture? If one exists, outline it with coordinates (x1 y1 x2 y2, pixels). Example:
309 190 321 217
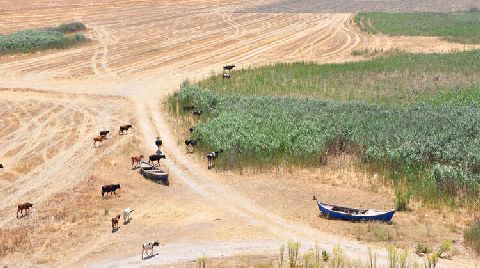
0 0 479 267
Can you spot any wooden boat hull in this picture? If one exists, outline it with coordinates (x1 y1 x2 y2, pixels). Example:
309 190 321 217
317 201 395 222
139 162 169 186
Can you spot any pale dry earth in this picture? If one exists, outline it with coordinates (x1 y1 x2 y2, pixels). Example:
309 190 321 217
0 0 479 267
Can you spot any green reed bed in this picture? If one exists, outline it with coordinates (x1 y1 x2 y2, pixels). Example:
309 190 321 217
355 10 480 44
0 22 87 55
197 50 480 104
173 82 480 204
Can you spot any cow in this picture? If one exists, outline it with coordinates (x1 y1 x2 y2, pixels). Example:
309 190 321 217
149 153 166 166
189 127 195 133
131 155 143 169
223 65 235 71
207 149 223 170
99 130 110 139
155 137 162 149
0 163 3 169
123 208 134 224
192 110 202 116
223 73 231 79
93 135 105 148
142 241 160 259
102 184 121 197
185 139 199 153
119 124 133 135
111 214 120 232
17 203 33 218
183 105 196 112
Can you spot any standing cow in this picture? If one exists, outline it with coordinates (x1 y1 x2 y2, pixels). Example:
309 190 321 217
102 184 121 197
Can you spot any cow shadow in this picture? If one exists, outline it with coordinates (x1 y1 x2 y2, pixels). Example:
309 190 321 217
142 253 159 260
112 227 120 233
123 219 132 225
16 213 30 219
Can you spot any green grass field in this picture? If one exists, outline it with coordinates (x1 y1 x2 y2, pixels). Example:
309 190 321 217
0 22 87 55
355 10 480 44
197 50 480 104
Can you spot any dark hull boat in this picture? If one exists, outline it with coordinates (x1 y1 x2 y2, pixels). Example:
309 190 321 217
317 201 395 222
139 161 169 186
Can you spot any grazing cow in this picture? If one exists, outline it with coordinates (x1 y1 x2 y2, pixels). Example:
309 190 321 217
155 137 162 149
123 208 134 224
185 139 199 153
93 135 105 148
142 241 160 259
223 65 235 71
207 149 223 169
111 214 120 232
149 153 166 165
102 184 121 197
99 130 110 139
0 163 3 169
189 127 195 133
119 124 133 135
183 105 196 112
192 110 202 116
17 203 33 218
185 139 198 146
131 155 144 169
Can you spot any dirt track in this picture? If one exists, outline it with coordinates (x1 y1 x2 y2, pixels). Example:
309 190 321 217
0 0 479 267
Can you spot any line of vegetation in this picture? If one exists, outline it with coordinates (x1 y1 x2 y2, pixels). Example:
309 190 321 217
172 81 480 206
0 22 87 55
197 50 480 105
355 9 480 44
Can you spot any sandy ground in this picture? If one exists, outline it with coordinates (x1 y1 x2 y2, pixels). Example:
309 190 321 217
0 0 479 267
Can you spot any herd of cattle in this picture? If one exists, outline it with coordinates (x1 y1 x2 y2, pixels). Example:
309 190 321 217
7 87 231 260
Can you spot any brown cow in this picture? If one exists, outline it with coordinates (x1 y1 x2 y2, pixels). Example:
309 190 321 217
17 203 33 218
119 124 133 135
112 214 120 232
131 155 143 169
93 135 105 148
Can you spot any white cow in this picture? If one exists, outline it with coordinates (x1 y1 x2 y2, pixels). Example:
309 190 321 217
123 208 134 224
142 241 159 259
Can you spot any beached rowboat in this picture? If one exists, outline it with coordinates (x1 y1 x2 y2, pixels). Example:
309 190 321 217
317 201 395 222
139 161 169 186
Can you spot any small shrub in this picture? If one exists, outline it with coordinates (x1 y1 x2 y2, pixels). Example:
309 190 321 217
425 253 439 268
288 241 301 268
277 244 285 268
322 249 329 262
303 250 314 268
387 245 398 268
437 239 453 256
197 255 206 268
395 188 412 211
330 246 345 268
103 208 109 215
464 221 480 254
415 243 432 256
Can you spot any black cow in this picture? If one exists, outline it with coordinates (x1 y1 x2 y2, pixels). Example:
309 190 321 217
102 184 121 197
149 153 166 165
192 110 202 116
155 137 162 148
0 164 3 169
183 105 196 111
207 149 223 170
100 130 110 139
185 139 198 146
223 65 235 71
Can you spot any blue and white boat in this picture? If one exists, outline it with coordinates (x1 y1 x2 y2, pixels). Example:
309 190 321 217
317 201 395 222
